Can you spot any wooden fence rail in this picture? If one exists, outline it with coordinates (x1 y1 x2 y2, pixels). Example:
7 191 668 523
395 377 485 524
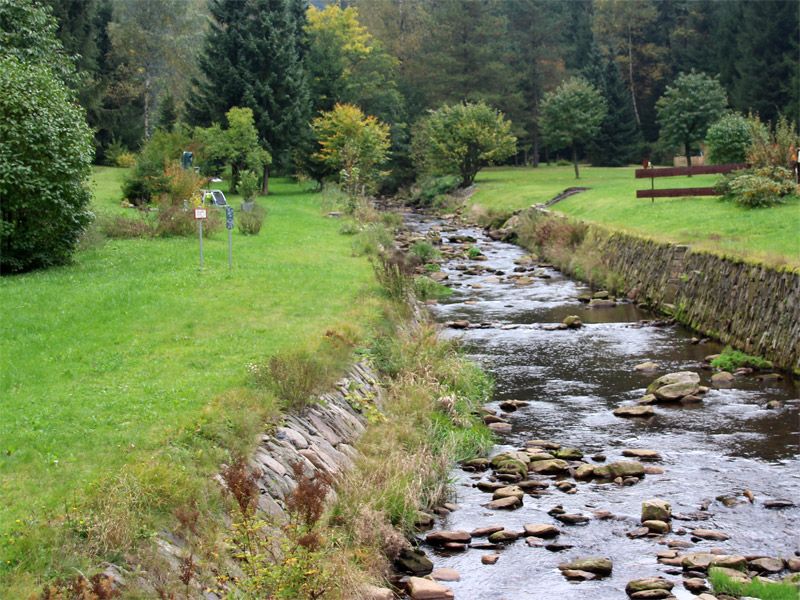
635 163 748 200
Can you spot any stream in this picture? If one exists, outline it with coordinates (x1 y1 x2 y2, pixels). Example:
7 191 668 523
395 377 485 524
404 212 800 599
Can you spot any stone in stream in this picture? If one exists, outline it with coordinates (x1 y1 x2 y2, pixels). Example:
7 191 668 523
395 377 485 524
646 371 701 400
395 548 433 575
625 577 674 597
546 543 574 552
559 557 613 576
626 527 650 539
555 513 590 525
644 466 665 474
573 464 595 479
442 542 468 551
594 461 645 479
518 479 550 490
406 576 454 600
683 578 708 593
643 520 671 534
711 371 735 386
561 570 597 581
476 480 506 492
691 529 729 541
634 361 660 372
430 568 460 582
638 394 658 405
471 525 504 537
461 457 490 471
554 447 583 460
526 451 556 462
492 485 524 500
614 405 655 418
523 523 560 538
787 557 800 572
764 499 795 509
528 458 570 474
488 422 512 433
485 495 523 510
624 449 662 461
488 529 521 543
425 531 471 545
448 320 470 329
642 498 672 522
362 585 394 600
414 511 435 528
593 290 610 299
589 298 617 308
748 557 784 573
499 399 528 412
481 554 500 565
526 439 561 450
483 414 508 425
562 315 583 329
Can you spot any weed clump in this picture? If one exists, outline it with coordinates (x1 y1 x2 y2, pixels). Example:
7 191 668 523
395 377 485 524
711 347 773 371
238 204 266 235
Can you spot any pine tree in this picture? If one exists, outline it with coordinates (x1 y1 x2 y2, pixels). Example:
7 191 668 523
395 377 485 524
187 0 311 176
586 56 641 166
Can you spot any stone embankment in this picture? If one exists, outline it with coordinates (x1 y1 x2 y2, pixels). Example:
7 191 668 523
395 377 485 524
499 208 800 371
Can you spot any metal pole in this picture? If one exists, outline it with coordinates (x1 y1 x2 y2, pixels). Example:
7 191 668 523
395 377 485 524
227 228 233 270
198 220 204 268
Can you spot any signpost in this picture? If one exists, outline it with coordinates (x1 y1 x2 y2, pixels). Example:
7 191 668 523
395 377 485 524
194 207 207 268
225 206 234 270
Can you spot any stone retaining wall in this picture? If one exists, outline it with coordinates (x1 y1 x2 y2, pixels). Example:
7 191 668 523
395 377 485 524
250 362 380 518
508 209 800 371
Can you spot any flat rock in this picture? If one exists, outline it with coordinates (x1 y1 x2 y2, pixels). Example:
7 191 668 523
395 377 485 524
711 371 735 386
526 440 561 450
529 458 570 474
691 529 729 541
643 520 671 534
488 529 521 543
574 463 595 479
647 372 700 398
559 557 613 576
426 531 471 545
764 499 795 509
523 523 560 538
614 405 655 418
554 447 583 460
624 449 662 461
561 569 596 581
625 577 675 596
748 557 784 573
634 361 660 372
488 422 512 433
395 548 433 575
518 479 549 490
493 485 524 500
642 498 672 522
629 591 673 599
431 568 460 582
594 461 645 479
555 513 590 525
471 525 504 537
407 576 454 600
683 577 708 593
481 554 500 565
638 394 658 404
485 495 522 510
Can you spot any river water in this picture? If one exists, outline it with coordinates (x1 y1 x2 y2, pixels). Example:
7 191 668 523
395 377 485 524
406 213 800 599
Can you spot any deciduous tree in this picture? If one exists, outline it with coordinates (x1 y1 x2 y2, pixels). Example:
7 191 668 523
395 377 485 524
539 77 607 178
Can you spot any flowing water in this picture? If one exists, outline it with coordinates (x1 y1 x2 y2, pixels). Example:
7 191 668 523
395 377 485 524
405 213 800 599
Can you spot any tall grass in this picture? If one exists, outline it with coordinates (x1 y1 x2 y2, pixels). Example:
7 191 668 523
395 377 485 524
710 568 800 600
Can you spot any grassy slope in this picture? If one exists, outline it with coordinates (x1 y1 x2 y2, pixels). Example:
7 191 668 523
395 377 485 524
0 168 378 573
470 166 800 268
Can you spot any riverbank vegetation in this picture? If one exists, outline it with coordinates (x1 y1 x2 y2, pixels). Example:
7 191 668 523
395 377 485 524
709 568 800 600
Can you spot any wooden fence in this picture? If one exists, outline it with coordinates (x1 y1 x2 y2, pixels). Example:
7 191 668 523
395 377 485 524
635 163 748 200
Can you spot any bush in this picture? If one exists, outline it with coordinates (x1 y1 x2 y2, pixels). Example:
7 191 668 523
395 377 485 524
351 223 394 256
717 166 795 208
114 152 137 169
746 114 798 169
101 213 155 239
371 252 414 301
411 175 461 206
711 347 772 371
156 205 222 237
238 204 266 235
238 170 259 203
410 240 440 262
0 56 94 273
706 113 751 164
122 128 193 204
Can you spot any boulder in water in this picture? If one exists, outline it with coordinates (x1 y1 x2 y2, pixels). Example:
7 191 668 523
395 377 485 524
647 371 701 400
558 557 613 576
642 498 672 522
614 405 655 418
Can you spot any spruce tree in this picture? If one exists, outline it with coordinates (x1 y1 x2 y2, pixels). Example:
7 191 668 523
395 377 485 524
187 0 310 176
586 56 641 166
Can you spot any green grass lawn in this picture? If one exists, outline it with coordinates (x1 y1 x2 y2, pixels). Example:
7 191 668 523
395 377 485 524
470 165 800 268
0 168 379 585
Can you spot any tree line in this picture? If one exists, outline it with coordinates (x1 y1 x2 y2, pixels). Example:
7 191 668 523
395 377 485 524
42 0 799 170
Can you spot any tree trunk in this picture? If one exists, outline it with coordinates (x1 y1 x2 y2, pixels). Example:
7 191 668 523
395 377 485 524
627 28 641 126
231 163 240 194
143 75 151 140
532 130 540 167
261 164 270 195
572 145 580 179
686 143 692 176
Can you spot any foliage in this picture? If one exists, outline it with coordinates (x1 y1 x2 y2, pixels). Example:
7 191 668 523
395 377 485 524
746 114 799 169
656 71 728 168
311 103 391 198
411 175 461 206
121 127 192 204
238 170 260 203
238 204 266 236
187 0 310 172
539 77 607 178
710 347 773 371
413 102 517 187
0 55 93 274
717 166 796 208
706 113 751 164
100 213 155 239
709 568 799 600
370 252 414 302
195 107 271 193
409 241 440 263
414 276 453 301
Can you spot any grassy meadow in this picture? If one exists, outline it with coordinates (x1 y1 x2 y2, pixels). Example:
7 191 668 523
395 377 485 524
470 165 800 269
0 168 380 588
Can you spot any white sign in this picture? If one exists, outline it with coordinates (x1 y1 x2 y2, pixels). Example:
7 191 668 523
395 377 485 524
194 208 207 220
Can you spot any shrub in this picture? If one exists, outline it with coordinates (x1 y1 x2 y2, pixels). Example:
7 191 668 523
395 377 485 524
0 55 94 273
746 114 798 169
156 205 222 237
114 152 137 169
238 204 266 235
351 223 394 256
411 175 461 206
238 170 260 203
410 240 440 262
706 113 751 164
101 213 155 239
717 166 795 208
414 276 452 301
467 246 482 259
121 128 193 204
371 252 414 301
711 347 772 371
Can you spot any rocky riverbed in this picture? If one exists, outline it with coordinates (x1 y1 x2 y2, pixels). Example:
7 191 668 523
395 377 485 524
394 212 800 600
